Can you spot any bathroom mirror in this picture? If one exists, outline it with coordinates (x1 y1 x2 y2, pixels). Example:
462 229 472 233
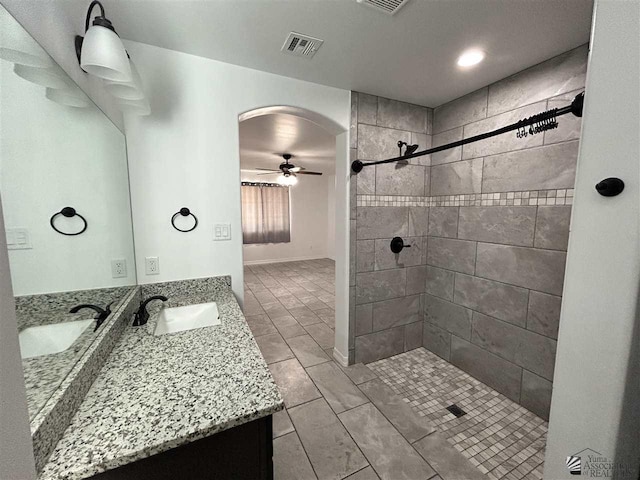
0 6 137 422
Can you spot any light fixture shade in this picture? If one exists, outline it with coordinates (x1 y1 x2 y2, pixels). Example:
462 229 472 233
0 6 53 68
278 174 298 186
103 60 144 100
46 87 90 108
117 97 150 116
80 24 131 82
13 63 69 89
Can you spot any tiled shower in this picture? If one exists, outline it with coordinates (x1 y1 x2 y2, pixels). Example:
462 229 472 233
348 44 588 420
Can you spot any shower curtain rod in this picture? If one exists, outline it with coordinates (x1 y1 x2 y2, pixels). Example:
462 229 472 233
351 92 584 173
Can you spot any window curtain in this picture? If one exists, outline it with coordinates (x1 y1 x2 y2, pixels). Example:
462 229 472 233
241 184 291 244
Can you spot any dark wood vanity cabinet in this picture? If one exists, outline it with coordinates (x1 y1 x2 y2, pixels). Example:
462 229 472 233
90 415 273 480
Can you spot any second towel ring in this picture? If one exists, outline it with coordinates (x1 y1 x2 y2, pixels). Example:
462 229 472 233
50 207 87 236
171 207 198 232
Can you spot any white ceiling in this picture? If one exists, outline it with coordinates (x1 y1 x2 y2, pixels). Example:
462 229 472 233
64 0 593 108
239 113 336 175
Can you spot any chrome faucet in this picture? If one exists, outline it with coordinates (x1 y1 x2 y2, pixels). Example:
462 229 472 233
69 303 112 332
133 295 168 326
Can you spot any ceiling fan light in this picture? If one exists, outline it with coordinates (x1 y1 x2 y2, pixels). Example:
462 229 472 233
80 24 131 82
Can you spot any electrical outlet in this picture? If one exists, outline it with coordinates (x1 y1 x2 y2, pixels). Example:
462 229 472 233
145 256 159 275
111 258 127 278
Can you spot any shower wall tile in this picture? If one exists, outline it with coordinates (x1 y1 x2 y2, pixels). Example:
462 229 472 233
372 295 422 332
375 163 425 196
356 206 407 239
425 266 455 302
422 321 451 361
404 322 424 351
450 335 523 402
520 370 553 421
475 243 567 295
356 165 375 194
406 265 427 296
430 158 483 196
544 90 584 145
471 312 557 381
423 294 472 340
487 45 588 117
358 93 378 125
377 97 428 133
433 87 488 134
427 237 476 275
355 326 405 364
356 240 375 273
350 220 357 287
355 304 373 336
374 237 423 270
527 291 562 339
482 141 579 193
458 206 537 247
462 102 546 159
428 206 459 238
357 124 410 161
534 206 572 251
350 92 358 149
355 269 406 304
431 127 463 165
453 274 529 327
408 207 429 237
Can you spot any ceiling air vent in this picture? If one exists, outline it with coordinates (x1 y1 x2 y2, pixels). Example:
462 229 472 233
357 0 410 15
281 32 324 59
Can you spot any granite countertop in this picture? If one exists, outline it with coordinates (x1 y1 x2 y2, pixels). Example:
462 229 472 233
39 279 284 480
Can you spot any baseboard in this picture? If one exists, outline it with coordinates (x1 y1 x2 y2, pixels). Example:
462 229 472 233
332 348 349 367
243 255 328 266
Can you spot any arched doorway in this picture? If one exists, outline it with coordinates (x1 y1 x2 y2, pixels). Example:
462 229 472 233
238 106 350 365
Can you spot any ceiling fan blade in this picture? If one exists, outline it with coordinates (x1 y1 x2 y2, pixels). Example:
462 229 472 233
253 168 281 172
256 172 280 175
288 167 302 172
297 171 323 176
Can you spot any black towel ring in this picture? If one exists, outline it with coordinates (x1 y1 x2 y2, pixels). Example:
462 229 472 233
171 207 198 232
50 207 87 236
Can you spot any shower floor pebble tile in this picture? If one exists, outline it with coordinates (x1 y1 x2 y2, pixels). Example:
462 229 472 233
368 349 548 480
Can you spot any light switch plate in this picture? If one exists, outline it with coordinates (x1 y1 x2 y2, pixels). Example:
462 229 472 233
6 228 32 250
213 223 231 241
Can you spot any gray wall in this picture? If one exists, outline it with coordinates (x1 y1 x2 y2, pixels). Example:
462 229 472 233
349 44 588 420
348 93 433 365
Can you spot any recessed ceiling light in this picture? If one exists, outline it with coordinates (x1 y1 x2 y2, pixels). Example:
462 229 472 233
457 49 485 68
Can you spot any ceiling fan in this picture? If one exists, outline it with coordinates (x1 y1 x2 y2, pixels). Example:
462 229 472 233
254 154 322 185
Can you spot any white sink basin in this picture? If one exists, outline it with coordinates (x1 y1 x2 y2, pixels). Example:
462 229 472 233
19 319 93 359
154 302 221 336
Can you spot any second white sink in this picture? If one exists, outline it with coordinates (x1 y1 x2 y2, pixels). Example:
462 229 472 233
19 319 94 359
154 302 221 336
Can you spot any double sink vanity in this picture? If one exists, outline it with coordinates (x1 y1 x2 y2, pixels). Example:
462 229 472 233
1 7 282 478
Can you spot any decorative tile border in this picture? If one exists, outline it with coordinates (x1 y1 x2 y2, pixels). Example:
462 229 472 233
356 189 574 207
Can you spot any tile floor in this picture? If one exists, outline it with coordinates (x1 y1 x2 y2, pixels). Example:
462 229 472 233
244 259 548 480
369 350 548 480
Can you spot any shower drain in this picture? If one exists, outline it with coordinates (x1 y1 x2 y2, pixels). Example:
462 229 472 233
446 404 467 418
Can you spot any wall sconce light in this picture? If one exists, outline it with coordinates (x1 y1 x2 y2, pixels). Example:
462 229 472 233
75 0 131 82
103 59 144 100
13 63 69 89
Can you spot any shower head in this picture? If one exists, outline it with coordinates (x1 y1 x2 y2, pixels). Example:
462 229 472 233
405 144 419 156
